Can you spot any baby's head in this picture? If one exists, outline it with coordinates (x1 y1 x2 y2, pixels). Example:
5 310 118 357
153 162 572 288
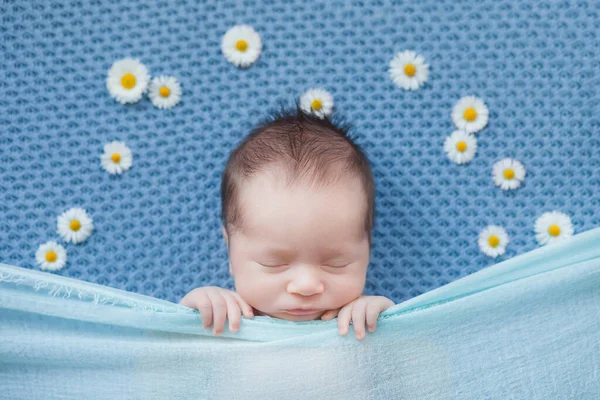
220 107 375 321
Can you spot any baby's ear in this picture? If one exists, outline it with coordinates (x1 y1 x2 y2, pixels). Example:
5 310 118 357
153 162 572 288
221 226 233 276
221 226 229 247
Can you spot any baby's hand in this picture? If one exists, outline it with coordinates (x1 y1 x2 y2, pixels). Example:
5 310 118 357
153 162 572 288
179 287 254 336
321 295 394 340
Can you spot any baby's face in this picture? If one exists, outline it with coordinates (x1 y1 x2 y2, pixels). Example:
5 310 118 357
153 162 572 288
223 168 370 321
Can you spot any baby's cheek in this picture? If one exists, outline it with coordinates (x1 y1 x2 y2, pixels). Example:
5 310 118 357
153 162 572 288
234 277 275 311
330 274 366 306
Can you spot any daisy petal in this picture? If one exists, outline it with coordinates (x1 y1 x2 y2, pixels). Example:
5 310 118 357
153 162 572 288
478 225 509 258
534 211 574 246
451 96 489 134
106 58 150 104
35 241 68 271
148 75 182 109
389 50 429 91
222 25 262 68
299 88 334 119
492 158 526 190
444 130 477 165
57 208 94 244
101 141 133 175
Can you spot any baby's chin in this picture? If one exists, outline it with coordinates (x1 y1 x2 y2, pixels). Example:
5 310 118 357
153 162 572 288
257 309 327 322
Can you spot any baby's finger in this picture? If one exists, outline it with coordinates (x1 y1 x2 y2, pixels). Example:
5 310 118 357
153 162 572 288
365 301 381 332
178 292 194 307
181 291 213 329
207 291 227 336
351 300 368 340
198 302 214 330
230 291 255 319
179 289 204 309
223 293 242 333
337 304 353 335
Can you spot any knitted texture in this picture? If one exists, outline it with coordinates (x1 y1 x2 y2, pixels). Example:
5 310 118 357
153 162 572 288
0 0 599 304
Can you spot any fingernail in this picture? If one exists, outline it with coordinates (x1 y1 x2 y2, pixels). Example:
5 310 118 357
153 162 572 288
368 325 375 332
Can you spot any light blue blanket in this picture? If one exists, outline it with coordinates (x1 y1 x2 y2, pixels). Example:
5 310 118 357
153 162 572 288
1 227 600 399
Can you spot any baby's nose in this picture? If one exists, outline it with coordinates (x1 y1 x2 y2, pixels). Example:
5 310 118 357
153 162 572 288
287 268 325 296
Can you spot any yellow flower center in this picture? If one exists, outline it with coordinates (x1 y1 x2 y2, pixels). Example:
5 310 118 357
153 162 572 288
159 86 171 98
111 153 121 163
503 169 515 180
548 225 561 237
403 64 416 77
488 235 500 248
456 141 467 152
463 107 477 122
45 251 57 262
311 99 323 111
70 220 81 232
235 40 248 52
120 73 136 89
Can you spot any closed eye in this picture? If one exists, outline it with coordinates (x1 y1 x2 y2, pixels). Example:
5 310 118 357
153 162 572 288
258 263 287 268
259 262 348 268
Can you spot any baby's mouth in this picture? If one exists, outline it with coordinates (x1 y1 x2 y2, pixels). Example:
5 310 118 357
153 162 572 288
283 309 322 316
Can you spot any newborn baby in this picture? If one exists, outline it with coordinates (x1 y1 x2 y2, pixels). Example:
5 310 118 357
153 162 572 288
179 107 394 340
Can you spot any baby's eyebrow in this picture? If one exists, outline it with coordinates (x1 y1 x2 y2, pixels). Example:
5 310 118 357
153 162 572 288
264 247 348 259
264 248 295 258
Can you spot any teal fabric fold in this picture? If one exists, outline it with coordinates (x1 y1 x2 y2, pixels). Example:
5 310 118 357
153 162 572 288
2 227 600 399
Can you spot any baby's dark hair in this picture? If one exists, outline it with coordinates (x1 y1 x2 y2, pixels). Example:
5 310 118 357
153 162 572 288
220 105 376 246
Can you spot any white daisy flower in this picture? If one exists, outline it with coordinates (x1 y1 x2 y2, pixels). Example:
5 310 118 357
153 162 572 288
444 130 477 164
148 75 182 109
36 241 67 271
492 158 526 190
451 96 489 133
389 50 429 91
478 225 509 258
299 88 334 119
57 207 94 244
101 141 133 175
534 211 574 246
106 58 150 104
221 25 262 68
